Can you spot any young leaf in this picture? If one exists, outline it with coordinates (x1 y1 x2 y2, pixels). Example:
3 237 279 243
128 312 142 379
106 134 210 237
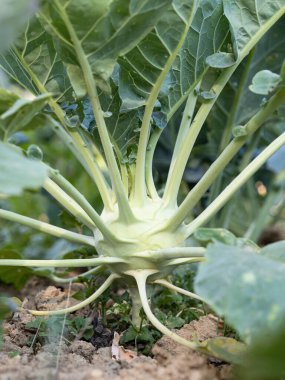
206 52 236 68
249 70 281 95
0 92 50 138
0 142 48 196
195 243 285 343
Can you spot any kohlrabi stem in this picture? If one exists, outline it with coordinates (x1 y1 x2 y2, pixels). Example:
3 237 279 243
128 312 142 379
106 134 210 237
133 5 196 206
207 49 256 208
166 257 205 266
171 85 199 167
163 6 285 209
128 286 143 329
13 49 112 210
54 0 135 223
163 88 285 230
162 66 237 208
0 208 94 246
29 273 120 316
68 130 113 211
0 257 126 268
50 265 104 284
133 270 198 350
48 169 119 242
43 178 95 231
153 279 204 302
219 48 255 152
185 132 285 237
133 247 205 261
145 128 162 199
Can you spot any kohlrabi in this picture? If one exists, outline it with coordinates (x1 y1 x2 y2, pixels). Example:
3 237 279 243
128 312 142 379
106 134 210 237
0 0 285 360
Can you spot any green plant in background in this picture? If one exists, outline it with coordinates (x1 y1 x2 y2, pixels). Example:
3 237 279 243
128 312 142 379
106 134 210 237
0 0 285 362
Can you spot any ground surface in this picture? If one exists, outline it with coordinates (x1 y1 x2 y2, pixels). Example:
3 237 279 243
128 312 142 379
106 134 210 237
0 278 232 380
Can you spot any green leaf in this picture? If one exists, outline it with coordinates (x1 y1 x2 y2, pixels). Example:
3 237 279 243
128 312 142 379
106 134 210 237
0 89 18 113
206 15 285 156
199 337 246 364
235 323 285 380
27 145 43 161
162 0 229 119
0 142 48 196
260 241 285 262
0 17 72 101
41 0 173 87
249 70 281 95
0 250 33 289
118 0 228 117
195 243 285 343
223 0 285 58
232 125 248 137
197 90 216 101
206 52 236 68
0 0 38 53
0 92 50 138
118 0 197 111
194 228 237 245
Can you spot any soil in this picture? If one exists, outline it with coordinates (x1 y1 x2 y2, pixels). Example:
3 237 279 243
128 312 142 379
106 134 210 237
0 278 232 380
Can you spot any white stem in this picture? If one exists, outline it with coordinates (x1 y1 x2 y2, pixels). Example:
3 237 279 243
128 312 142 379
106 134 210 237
0 208 94 246
132 270 198 350
48 169 118 242
133 247 205 261
43 178 95 230
166 257 205 266
0 257 126 267
28 273 119 315
153 279 204 302
50 265 104 283
186 132 285 236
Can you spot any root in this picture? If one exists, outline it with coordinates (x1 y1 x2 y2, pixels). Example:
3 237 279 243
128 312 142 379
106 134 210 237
153 279 204 302
28 273 120 316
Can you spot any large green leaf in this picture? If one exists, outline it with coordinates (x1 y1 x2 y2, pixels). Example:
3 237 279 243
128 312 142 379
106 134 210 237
206 15 285 155
195 243 285 343
118 0 228 118
118 0 197 111
224 0 285 57
0 142 48 196
0 0 38 53
235 323 285 380
0 17 72 100
40 0 172 87
162 0 229 119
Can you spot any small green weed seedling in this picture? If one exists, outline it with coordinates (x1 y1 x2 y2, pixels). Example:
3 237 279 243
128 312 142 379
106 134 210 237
0 0 285 361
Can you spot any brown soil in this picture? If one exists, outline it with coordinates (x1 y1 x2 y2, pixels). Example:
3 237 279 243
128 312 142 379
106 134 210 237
0 278 232 380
